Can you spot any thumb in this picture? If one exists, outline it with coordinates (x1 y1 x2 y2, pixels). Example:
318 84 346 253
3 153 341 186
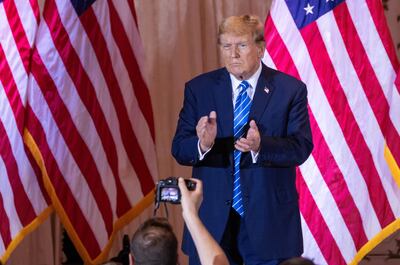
250 120 258 130
208 111 217 124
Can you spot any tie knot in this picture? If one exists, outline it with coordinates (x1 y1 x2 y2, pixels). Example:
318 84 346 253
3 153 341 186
239 80 250 92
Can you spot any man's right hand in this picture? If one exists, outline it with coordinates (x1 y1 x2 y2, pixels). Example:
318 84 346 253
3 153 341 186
196 111 217 152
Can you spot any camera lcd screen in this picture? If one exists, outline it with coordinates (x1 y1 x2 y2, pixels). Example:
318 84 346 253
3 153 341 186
160 187 179 202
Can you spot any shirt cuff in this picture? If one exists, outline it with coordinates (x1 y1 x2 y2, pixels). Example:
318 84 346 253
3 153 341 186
198 140 212 160
251 150 259 163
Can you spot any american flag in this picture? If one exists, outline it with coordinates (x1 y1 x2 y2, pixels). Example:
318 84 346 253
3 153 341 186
0 0 157 264
263 0 400 264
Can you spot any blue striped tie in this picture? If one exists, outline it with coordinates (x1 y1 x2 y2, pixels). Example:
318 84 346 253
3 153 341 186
232 80 252 217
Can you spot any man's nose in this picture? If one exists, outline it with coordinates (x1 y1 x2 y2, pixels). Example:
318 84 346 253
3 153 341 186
230 46 239 58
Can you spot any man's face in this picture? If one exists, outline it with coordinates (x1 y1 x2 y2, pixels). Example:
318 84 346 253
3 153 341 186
219 33 264 80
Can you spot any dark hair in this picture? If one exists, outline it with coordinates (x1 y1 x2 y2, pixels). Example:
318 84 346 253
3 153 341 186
280 257 316 265
130 217 178 265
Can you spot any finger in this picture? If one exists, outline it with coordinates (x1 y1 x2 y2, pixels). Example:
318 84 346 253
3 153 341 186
178 178 189 194
235 140 250 151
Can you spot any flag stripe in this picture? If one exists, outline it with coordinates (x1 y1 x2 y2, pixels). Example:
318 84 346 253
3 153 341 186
297 170 347 265
308 109 368 250
108 1 155 141
300 21 395 227
30 38 113 235
67 3 131 217
265 17 377 243
267 0 386 233
91 0 157 190
0 186 12 248
28 0 40 25
334 3 400 165
2 0 31 72
0 46 25 133
265 0 400 264
365 0 400 72
80 4 154 200
300 214 327 265
25 105 102 258
0 120 36 226
315 10 400 217
265 16 352 262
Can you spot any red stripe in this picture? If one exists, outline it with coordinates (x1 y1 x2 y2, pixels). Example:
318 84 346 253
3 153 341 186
0 120 36 226
334 3 400 169
296 170 347 265
30 31 113 240
365 0 400 72
0 45 25 134
25 105 101 259
308 108 368 250
3 0 31 73
266 16 369 251
300 21 395 227
29 0 40 24
126 0 138 26
108 1 155 141
80 6 155 201
0 192 12 248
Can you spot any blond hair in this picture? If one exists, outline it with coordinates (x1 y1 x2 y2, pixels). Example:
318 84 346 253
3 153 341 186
218 15 265 47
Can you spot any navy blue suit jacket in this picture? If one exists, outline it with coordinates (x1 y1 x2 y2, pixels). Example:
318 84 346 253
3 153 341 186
172 64 313 260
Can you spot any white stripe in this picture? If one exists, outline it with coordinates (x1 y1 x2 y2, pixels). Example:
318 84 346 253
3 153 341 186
262 50 277 70
270 0 381 236
300 155 356 263
300 214 328 265
92 0 158 185
0 80 47 215
0 157 23 238
109 0 146 76
0 229 4 257
0 5 28 105
234 122 248 137
317 12 400 219
14 0 38 47
35 18 119 219
28 73 109 248
346 0 400 134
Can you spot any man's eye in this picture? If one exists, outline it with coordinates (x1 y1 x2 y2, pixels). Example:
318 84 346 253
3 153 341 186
223 44 231 49
239 43 248 49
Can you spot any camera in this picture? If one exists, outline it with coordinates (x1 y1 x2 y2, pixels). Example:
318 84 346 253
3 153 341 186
155 177 196 204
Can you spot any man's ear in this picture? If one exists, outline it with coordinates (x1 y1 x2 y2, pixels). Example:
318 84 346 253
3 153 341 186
129 253 134 265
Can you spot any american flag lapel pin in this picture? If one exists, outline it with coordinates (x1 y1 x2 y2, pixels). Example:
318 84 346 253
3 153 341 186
264 87 270 94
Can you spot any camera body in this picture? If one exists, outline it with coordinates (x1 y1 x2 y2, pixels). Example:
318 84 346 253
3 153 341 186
155 177 196 204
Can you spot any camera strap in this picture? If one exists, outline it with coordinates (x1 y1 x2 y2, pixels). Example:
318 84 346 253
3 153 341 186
153 202 169 218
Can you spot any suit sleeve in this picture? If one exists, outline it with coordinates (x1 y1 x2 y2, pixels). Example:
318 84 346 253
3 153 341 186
171 83 201 166
259 83 313 167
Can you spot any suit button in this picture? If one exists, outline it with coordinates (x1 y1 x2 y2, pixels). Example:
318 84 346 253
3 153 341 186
225 200 231 205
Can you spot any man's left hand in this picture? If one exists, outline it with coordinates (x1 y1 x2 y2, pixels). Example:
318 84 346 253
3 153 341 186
234 120 260 152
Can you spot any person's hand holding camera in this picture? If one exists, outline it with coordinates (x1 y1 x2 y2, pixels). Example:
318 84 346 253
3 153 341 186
178 177 202 220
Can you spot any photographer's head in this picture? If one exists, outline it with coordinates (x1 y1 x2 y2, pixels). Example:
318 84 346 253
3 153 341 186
130 217 178 265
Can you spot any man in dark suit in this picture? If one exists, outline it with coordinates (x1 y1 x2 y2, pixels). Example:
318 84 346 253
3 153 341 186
172 15 313 265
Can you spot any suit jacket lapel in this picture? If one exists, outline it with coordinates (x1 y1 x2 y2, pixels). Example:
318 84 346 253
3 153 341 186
213 68 234 137
249 64 275 123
